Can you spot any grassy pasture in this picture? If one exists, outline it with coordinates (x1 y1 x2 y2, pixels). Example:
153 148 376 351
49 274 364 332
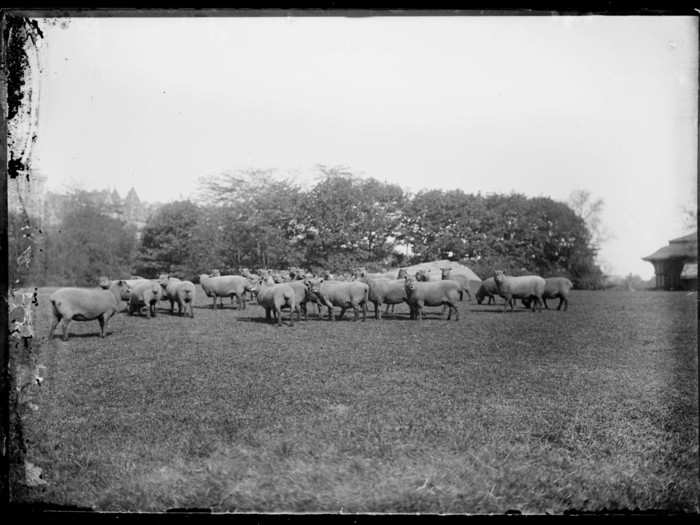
10 287 699 513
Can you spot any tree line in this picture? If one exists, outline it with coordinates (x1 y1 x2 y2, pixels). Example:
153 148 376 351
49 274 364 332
8 166 604 289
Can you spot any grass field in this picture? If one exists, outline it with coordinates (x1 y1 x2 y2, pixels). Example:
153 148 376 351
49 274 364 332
10 287 699 513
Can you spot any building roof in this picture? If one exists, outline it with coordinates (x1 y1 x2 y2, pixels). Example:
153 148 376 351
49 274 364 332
681 263 697 280
669 232 697 244
643 231 697 262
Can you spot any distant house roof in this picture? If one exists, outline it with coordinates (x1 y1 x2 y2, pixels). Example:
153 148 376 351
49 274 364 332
681 263 697 280
643 231 697 262
669 232 698 244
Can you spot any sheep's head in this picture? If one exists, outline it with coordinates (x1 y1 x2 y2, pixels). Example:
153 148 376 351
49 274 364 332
441 267 451 279
415 269 430 282
306 278 324 296
404 276 418 293
397 268 408 280
494 270 507 286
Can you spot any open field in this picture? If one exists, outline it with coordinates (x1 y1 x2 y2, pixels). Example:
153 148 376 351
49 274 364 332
10 287 699 513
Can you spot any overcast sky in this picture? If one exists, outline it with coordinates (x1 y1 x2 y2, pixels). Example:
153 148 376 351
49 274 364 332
31 15 697 279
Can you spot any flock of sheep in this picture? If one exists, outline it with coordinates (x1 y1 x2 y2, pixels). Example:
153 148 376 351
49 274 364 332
47 266 573 340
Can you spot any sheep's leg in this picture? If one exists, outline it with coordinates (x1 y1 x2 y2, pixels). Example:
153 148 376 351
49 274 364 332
275 305 283 326
170 299 175 313
447 302 458 321
211 296 216 309
48 312 61 339
286 303 295 327
560 297 567 311
543 297 550 310
338 307 347 321
533 296 542 312
241 295 247 310
327 304 335 321
373 301 380 320
61 318 71 341
97 315 106 337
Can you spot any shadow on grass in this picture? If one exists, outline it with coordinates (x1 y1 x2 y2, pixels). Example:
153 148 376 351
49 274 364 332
469 308 535 314
49 331 114 340
235 316 300 326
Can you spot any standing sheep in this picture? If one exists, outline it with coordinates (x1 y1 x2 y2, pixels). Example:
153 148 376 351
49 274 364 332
404 276 460 321
254 277 299 326
128 280 163 317
49 279 132 341
158 275 196 318
493 270 546 313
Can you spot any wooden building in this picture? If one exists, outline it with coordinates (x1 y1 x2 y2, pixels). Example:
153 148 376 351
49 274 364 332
642 232 697 290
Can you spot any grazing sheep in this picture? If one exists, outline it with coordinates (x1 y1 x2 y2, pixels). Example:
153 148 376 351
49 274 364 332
49 279 131 341
475 277 501 305
493 270 546 313
521 277 573 311
404 276 460 321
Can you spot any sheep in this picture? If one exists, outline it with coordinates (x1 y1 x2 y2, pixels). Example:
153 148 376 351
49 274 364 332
158 275 196 317
199 273 254 310
306 279 369 321
49 279 131 341
440 267 474 302
521 277 573 311
475 277 497 305
254 276 299 326
493 270 546 313
356 276 408 320
127 280 163 317
404 276 460 321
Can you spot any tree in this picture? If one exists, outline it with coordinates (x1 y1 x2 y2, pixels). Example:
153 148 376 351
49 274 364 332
135 201 223 279
198 169 305 269
42 192 138 286
297 166 407 270
568 190 610 253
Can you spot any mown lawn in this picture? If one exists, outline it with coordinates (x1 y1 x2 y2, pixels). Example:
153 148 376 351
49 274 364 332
10 287 699 513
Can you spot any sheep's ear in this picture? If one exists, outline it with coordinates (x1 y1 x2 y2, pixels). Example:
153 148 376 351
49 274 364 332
118 280 126 285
